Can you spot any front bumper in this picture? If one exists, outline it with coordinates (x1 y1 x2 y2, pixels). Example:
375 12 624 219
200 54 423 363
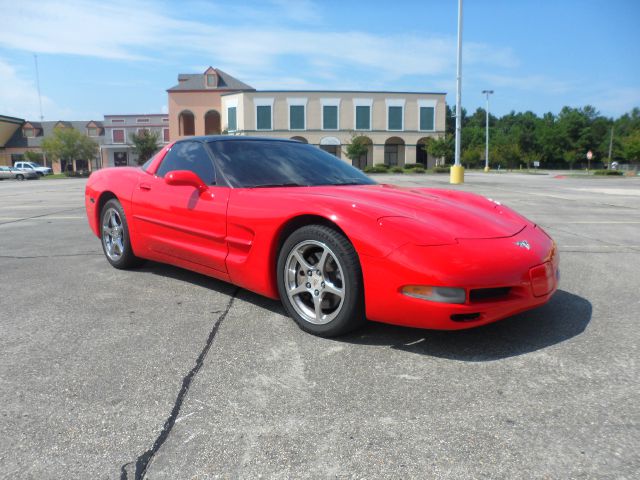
361 225 559 330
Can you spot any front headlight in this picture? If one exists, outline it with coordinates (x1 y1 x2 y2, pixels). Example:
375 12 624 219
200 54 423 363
401 285 466 304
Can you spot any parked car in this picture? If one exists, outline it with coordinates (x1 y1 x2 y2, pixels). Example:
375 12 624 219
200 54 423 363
0 166 39 180
86 136 559 337
13 161 53 176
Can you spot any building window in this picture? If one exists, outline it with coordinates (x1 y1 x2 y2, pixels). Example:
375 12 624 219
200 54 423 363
289 105 305 130
256 105 272 130
206 74 216 87
322 106 338 130
419 103 435 131
111 119 124 124
136 118 150 123
388 106 403 131
227 107 237 132
87 127 98 137
356 106 370 130
162 117 169 123
163 128 170 142
112 129 125 143
23 128 34 138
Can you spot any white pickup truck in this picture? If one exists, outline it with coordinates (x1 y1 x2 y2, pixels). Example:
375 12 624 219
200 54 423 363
13 161 53 176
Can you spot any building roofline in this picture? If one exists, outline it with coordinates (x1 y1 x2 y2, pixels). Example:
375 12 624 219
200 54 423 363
166 88 256 93
220 90 447 97
103 113 168 117
0 114 25 124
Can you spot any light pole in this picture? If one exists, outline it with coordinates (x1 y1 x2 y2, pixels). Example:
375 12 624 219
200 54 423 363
450 0 464 184
482 89 493 172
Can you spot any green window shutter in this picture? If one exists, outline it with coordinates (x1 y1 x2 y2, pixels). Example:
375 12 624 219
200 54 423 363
323 105 338 130
227 107 237 131
355 106 370 130
388 106 403 130
290 105 305 130
256 105 271 130
420 106 434 131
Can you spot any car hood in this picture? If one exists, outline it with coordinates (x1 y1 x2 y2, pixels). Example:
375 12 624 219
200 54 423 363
304 184 528 241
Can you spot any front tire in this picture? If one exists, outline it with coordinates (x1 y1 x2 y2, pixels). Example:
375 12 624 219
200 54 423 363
100 199 143 269
277 225 365 337
16 174 24 181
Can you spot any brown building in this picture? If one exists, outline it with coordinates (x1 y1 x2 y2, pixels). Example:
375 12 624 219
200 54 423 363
167 67 255 140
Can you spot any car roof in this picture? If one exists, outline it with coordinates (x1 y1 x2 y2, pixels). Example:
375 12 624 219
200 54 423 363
175 135 300 145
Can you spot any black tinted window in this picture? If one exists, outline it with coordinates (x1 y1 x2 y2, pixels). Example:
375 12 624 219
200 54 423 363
156 141 215 184
206 140 375 188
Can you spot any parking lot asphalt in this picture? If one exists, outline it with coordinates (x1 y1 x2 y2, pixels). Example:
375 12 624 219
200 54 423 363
0 172 638 479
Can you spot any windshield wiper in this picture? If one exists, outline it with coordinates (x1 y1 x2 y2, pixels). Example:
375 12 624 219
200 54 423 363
251 182 307 188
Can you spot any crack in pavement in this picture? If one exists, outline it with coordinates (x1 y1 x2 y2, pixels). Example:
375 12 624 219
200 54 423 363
120 288 239 480
0 253 102 259
0 207 85 226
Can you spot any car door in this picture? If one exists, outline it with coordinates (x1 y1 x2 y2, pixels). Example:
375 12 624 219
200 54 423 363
131 140 230 272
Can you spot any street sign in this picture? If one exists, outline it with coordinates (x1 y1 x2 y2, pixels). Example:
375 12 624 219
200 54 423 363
533 161 540 167
586 150 593 160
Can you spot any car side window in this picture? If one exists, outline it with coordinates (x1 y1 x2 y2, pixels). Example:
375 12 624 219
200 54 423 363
156 141 216 185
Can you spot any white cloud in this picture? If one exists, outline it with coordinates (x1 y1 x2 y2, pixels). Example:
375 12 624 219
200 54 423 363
477 73 573 94
0 0 517 85
582 87 640 117
0 58 60 119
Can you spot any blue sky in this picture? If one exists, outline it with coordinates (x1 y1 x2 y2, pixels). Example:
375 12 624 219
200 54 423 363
0 0 638 121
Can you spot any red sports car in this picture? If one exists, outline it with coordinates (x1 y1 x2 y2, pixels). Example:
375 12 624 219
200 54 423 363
85 137 559 337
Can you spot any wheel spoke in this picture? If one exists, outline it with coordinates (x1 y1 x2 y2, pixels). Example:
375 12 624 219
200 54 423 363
293 250 313 271
114 238 124 255
317 248 329 273
313 294 323 322
287 284 307 300
324 282 344 299
102 226 111 237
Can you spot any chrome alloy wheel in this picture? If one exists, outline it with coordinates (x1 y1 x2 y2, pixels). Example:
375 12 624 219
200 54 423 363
284 240 346 325
102 207 125 261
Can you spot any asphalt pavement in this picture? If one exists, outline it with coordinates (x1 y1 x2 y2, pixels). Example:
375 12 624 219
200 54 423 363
0 172 638 479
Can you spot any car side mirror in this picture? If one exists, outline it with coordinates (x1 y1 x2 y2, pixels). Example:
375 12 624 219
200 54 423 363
165 170 208 193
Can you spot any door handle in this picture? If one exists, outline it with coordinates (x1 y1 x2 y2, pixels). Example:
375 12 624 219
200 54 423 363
139 183 152 191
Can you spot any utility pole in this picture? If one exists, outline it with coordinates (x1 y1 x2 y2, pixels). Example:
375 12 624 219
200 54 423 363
450 0 464 184
34 54 44 121
482 90 494 172
608 126 614 167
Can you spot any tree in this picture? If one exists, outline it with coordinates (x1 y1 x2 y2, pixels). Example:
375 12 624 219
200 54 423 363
344 134 370 162
23 151 44 164
130 130 160 165
41 127 98 172
427 134 454 165
624 130 640 162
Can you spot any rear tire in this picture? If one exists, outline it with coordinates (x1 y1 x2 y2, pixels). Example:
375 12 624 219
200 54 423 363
277 225 365 337
100 199 143 269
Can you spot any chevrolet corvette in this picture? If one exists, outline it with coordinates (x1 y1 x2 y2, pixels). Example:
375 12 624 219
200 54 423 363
85 137 559 337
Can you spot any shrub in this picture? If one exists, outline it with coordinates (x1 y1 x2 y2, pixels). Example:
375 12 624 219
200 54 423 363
411 167 426 174
403 163 420 169
432 166 450 173
593 169 623 176
390 166 404 173
363 165 389 173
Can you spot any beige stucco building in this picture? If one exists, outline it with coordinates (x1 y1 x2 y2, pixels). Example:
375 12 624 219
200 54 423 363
168 68 447 168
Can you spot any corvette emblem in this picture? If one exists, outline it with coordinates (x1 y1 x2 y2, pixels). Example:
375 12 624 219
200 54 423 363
514 240 530 250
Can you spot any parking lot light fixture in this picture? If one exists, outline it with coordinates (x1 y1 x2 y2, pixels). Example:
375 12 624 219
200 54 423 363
482 90 494 172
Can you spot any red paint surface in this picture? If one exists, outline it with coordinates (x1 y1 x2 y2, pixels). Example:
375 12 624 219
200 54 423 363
86 158 559 330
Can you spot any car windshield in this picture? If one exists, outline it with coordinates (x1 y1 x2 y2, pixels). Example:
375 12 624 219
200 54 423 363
206 139 376 188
